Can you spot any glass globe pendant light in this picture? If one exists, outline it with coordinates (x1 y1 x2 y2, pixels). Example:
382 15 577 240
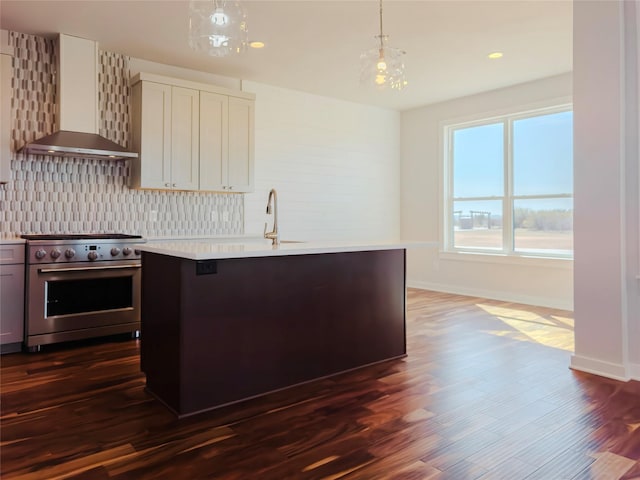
188 0 248 57
360 0 407 90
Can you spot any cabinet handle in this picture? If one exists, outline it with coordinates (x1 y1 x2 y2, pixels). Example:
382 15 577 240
39 264 141 273
172 183 176 187
228 186 233 190
165 183 170 187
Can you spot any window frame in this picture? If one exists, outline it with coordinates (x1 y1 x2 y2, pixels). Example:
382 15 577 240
442 103 574 260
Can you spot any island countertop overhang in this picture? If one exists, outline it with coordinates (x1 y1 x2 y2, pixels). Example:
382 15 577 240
135 239 434 261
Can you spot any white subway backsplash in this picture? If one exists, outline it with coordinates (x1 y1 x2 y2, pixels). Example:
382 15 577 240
0 31 243 239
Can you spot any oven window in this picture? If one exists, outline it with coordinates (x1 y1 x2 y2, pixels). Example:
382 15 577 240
46 277 133 317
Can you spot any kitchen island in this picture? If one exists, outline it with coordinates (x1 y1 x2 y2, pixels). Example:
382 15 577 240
137 239 414 417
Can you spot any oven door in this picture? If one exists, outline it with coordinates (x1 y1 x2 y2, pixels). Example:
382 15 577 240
26 260 141 346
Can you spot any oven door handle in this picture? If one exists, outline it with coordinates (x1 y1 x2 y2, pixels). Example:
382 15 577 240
38 264 142 274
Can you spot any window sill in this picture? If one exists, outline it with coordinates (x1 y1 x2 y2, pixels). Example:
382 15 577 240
439 250 574 269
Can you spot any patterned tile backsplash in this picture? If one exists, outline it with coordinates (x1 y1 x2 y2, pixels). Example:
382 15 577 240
0 31 243 239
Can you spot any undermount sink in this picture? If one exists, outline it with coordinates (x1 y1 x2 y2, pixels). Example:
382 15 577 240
258 238 305 245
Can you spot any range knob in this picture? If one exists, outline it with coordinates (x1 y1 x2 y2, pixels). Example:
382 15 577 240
50 249 61 259
65 248 76 259
34 249 47 259
110 247 121 256
87 251 99 261
122 247 132 256
134 249 141 256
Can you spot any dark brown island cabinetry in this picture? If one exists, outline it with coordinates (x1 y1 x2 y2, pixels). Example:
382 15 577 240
140 249 407 417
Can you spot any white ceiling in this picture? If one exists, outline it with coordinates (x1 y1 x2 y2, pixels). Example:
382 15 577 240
0 0 573 111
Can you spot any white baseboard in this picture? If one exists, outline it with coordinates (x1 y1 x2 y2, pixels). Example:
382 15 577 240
570 354 630 382
407 280 573 311
630 362 640 381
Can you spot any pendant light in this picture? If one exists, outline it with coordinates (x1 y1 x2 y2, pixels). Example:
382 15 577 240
360 0 407 90
188 0 248 57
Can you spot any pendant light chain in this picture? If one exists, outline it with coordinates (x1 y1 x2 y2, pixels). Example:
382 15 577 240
379 0 384 49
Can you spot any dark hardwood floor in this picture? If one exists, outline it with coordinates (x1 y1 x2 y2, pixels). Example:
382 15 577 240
2 289 639 479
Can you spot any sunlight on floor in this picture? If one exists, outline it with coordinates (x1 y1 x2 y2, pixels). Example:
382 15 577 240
476 303 575 352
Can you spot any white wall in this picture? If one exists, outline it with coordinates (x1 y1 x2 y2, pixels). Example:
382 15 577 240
242 81 401 242
571 0 640 381
401 73 574 310
633 1 640 380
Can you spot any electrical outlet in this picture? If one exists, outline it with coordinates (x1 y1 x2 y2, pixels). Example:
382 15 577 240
150 210 158 222
196 260 217 276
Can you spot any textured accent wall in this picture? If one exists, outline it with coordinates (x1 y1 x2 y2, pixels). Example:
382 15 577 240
0 32 243 239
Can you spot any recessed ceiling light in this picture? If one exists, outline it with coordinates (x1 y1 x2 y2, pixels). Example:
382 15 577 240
249 41 265 49
488 52 503 59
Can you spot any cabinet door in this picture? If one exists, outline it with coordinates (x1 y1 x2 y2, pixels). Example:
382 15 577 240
199 91 228 192
0 263 24 345
0 52 12 184
171 87 199 191
227 96 254 193
138 82 172 189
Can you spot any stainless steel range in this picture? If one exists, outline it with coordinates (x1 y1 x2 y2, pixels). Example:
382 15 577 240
21 233 145 351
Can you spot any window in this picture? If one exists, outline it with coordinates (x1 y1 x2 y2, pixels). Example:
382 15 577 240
444 106 573 258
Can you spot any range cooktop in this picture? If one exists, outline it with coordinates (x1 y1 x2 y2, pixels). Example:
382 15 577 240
21 233 143 241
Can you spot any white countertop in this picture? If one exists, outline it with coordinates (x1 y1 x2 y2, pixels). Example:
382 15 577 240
143 234 264 242
136 238 435 261
0 237 26 244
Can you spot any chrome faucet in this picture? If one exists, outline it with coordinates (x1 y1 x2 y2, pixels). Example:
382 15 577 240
264 188 280 245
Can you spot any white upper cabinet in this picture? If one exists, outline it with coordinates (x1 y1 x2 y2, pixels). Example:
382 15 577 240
129 73 255 193
130 81 199 191
1 30 13 185
130 81 171 189
226 96 254 192
199 91 228 192
200 92 254 192
170 87 200 191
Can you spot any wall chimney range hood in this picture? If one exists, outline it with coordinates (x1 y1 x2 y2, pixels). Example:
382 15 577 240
19 34 138 160
22 130 138 159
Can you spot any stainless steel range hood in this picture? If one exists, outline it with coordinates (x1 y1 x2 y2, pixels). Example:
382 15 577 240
22 130 138 159
18 34 138 160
